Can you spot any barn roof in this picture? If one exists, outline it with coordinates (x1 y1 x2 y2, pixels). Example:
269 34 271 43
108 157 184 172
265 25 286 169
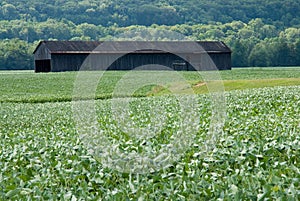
33 40 231 54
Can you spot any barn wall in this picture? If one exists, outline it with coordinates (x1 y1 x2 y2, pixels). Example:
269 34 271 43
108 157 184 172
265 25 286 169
35 60 51 72
185 53 231 71
38 52 231 72
57 53 191 71
108 53 189 70
51 54 89 72
34 43 51 60
209 53 231 70
33 41 232 72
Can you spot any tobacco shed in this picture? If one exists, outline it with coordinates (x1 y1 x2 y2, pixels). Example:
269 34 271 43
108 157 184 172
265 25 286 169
33 41 231 72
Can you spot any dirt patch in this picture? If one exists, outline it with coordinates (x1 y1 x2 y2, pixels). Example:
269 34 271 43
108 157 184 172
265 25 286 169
195 82 206 87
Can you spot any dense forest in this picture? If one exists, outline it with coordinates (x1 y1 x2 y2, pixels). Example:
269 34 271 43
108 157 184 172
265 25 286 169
1 0 300 26
0 0 300 69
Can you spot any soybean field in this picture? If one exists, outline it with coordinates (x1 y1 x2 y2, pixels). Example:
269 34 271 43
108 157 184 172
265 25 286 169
0 68 299 200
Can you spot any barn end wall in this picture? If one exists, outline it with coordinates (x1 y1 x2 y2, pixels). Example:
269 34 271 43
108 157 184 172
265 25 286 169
34 43 51 60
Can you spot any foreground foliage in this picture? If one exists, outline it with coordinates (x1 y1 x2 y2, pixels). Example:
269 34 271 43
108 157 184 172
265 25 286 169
0 85 299 200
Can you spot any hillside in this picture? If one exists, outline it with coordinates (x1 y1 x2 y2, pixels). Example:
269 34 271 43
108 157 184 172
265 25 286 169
0 0 300 69
1 0 300 27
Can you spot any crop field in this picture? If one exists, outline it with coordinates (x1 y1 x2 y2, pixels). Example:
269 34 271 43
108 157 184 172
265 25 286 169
0 68 299 200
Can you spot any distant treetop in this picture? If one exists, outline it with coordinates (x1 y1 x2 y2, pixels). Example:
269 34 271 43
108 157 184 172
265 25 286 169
0 0 299 27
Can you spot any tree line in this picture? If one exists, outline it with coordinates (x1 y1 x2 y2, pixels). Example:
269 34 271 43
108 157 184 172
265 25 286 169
0 18 300 69
1 0 300 27
1 0 300 69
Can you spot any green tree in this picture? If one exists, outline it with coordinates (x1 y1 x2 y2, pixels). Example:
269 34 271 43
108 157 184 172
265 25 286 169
279 28 300 43
0 39 34 70
248 41 271 66
1 4 18 20
36 19 74 40
231 39 249 67
268 39 292 66
75 23 107 40
293 39 300 65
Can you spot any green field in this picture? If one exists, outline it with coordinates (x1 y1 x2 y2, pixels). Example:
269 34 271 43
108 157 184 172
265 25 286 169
1 67 300 103
0 68 299 200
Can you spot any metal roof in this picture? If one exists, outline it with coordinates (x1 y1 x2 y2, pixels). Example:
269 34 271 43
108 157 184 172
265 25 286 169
33 40 231 54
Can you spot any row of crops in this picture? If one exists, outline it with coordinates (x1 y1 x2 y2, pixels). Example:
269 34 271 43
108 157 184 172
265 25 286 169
0 85 299 200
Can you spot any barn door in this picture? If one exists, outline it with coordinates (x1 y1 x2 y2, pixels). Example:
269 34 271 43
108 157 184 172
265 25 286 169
172 60 187 71
35 60 51 72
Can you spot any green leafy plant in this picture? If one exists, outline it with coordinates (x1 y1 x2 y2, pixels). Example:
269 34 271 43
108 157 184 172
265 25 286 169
0 69 299 199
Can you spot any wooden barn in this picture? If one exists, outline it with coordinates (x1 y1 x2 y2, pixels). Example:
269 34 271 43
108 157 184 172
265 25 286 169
33 41 231 72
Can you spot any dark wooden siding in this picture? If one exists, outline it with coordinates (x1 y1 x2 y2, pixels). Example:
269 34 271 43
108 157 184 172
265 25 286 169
49 53 189 71
34 43 51 60
108 53 189 70
209 53 231 70
51 54 89 72
35 60 51 72
33 41 232 72
46 52 231 72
